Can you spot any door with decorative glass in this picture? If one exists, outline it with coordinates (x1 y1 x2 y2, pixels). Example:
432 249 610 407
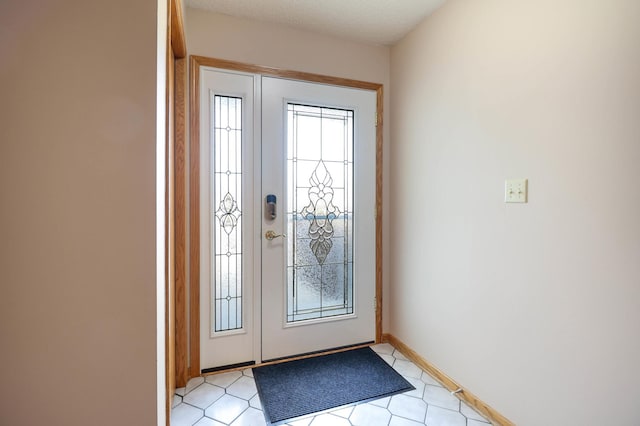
261 77 376 361
199 67 376 370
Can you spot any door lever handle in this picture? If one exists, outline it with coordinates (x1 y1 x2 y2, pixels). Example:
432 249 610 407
265 230 286 241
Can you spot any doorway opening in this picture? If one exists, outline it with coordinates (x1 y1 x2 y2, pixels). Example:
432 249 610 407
177 56 384 378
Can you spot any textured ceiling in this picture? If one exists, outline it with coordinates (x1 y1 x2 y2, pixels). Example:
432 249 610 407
185 0 447 45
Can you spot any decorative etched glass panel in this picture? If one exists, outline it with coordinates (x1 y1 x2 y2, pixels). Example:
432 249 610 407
212 95 242 332
286 104 354 322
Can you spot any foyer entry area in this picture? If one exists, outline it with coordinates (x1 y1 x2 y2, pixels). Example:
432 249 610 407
170 343 492 426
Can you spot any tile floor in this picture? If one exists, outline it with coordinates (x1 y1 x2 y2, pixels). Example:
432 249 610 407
171 343 492 426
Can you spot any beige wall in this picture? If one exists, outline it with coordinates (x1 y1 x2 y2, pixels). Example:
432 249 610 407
390 0 640 424
0 1 160 425
185 9 393 330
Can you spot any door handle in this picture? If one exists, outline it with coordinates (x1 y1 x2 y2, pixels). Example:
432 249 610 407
265 230 286 241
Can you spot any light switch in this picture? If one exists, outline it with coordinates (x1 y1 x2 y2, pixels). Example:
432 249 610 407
505 179 528 203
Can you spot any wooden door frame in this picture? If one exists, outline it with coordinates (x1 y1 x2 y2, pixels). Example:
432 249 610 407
165 0 186 421
181 55 384 378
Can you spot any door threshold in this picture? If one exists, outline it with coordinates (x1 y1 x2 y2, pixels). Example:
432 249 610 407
201 360 255 375
200 342 375 377
262 341 375 365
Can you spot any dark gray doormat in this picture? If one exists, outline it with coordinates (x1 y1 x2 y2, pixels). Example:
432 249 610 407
253 346 415 425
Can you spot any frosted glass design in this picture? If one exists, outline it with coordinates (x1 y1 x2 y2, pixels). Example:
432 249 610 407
287 104 354 323
212 95 242 332
300 161 341 264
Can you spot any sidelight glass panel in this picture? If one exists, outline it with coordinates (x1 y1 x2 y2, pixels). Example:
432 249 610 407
212 95 243 332
286 103 354 323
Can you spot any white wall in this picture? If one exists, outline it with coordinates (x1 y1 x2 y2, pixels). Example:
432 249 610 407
185 9 393 330
0 1 160 425
390 0 640 424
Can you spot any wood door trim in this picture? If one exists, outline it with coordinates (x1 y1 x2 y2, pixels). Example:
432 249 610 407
168 2 186 417
375 86 384 343
188 55 384 377
174 57 188 387
191 56 382 91
189 56 201 378
170 0 186 59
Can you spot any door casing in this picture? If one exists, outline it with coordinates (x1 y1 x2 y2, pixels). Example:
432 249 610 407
184 55 384 377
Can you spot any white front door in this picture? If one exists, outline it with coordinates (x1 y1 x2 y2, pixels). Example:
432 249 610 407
199 67 377 370
261 77 377 361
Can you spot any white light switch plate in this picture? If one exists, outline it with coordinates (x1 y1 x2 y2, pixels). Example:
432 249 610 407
505 179 528 203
